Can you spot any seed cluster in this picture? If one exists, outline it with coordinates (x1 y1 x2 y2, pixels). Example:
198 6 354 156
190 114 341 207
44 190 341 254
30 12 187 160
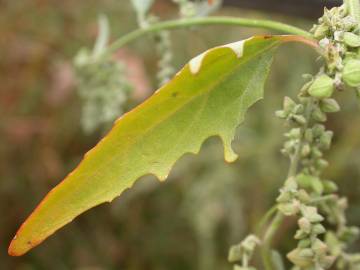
228 235 261 270
74 36 132 133
229 4 360 270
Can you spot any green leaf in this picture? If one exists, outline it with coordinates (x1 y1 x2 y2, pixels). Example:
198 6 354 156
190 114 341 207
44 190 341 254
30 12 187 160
9 35 296 256
131 0 154 17
272 249 286 270
92 14 110 58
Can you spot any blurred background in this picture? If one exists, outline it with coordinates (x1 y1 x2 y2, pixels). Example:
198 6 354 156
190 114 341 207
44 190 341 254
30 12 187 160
1 0 359 269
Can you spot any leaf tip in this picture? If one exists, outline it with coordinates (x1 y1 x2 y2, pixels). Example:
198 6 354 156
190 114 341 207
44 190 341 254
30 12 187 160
224 146 238 163
8 235 28 257
221 135 238 163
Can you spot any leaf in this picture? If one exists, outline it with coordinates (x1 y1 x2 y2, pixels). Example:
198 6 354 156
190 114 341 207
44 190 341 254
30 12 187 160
272 249 286 270
9 35 307 256
92 14 110 58
130 0 154 17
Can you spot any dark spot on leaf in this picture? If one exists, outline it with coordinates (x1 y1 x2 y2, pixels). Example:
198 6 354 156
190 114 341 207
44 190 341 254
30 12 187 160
263 35 273 39
172 92 178 97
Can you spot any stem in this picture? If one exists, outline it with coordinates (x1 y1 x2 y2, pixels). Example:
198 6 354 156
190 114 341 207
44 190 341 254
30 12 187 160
261 98 315 270
105 16 312 56
256 205 278 234
261 211 284 270
345 0 360 23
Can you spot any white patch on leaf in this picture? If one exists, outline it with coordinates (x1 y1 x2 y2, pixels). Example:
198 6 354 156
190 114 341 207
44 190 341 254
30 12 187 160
188 38 249 75
189 51 208 74
222 39 246 58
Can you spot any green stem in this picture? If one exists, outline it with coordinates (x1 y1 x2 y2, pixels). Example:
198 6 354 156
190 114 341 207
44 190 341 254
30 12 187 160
345 0 360 23
105 16 312 56
256 205 278 234
261 98 315 270
261 211 284 270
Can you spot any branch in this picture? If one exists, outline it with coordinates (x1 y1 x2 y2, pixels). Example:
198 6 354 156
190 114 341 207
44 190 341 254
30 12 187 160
105 16 313 56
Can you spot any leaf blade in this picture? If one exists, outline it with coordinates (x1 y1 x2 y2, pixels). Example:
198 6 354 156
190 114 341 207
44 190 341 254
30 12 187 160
9 36 284 256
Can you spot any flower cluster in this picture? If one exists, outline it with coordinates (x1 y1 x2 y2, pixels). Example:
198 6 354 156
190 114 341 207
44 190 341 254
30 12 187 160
275 94 336 269
74 16 132 133
311 4 360 94
228 235 261 270
229 4 360 270
272 4 360 269
74 51 132 133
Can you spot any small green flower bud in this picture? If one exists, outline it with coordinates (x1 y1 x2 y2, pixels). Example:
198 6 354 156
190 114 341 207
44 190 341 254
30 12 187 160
312 147 323 158
242 235 260 252
343 32 360 47
308 75 334 99
298 239 311 248
298 217 312 233
297 189 311 203
319 131 333 149
284 140 296 149
295 229 308 239
338 197 348 209
298 248 314 258
301 206 324 223
339 226 360 243
300 80 314 95
228 245 243 262
319 255 336 269
280 148 288 156
286 128 301 139
312 224 326 235
293 104 304 114
276 191 292 203
343 59 360 87
283 96 296 112
323 180 338 193
284 177 298 191
311 178 324 195
275 110 287 119
316 159 329 169
314 24 329 39
312 239 328 255
320 98 340 113
278 201 300 216
312 124 325 137
325 231 342 256
287 248 314 268
292 115 307 125
297 174 318 190
301 144 311 157
312 108 327 122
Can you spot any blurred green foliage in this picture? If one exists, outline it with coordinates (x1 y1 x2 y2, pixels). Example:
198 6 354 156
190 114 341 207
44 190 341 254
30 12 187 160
1 1 359 269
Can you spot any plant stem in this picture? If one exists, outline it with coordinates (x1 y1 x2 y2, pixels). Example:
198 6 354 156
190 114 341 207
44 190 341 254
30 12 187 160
261 211 284 270
105 16 312 56
261 98 315 270
345 0 360 23
256 205 278 234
